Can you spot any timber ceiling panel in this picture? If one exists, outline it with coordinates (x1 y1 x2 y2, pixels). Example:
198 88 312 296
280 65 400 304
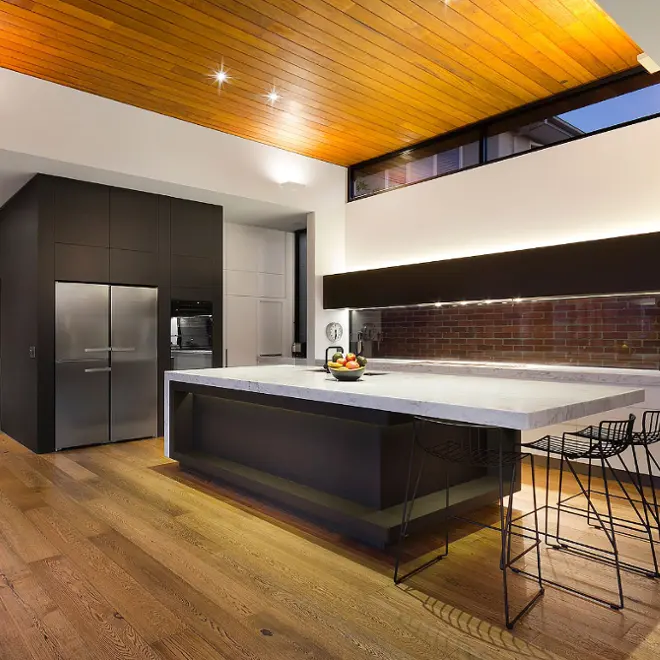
0 0 642 166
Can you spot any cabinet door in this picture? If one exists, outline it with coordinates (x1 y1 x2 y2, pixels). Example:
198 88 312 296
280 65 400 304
258 300 283 357
171 198 222 258
54 178 110 247
225 295 257 366
258 229 286 274
110 188 159 252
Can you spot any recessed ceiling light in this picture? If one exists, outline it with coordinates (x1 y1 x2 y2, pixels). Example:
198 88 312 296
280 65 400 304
214 67 230 86
266 88 280 105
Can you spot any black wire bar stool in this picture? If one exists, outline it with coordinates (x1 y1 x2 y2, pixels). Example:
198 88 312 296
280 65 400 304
568 410 660 579
518 415 636 610
394 417 544 630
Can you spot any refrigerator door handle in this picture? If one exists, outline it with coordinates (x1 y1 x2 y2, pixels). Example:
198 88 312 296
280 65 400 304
111 347 136 353
84 367 112 373
84 347 111 353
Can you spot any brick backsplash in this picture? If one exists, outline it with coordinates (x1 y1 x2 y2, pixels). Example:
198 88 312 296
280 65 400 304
350 295 660 370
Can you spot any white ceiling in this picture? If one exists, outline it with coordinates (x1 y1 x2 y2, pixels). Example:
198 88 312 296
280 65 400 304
597 0 660 65
0 149 309 231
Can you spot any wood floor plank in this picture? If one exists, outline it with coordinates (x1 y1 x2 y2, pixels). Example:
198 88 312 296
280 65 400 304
151 628 233 660
0 491 60 563
40 453 99 482
29 555 163 660
92 531 283 660
26 505 185 645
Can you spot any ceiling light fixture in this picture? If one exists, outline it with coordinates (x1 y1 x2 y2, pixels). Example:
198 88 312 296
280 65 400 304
638 52 660 74
266 88 280 105
213 63 231 87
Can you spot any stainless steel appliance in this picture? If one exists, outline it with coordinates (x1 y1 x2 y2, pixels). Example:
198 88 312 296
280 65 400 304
170 299 213 370
55 282 158 450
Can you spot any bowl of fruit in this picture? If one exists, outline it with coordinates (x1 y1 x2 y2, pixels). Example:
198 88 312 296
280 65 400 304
327 352 368 381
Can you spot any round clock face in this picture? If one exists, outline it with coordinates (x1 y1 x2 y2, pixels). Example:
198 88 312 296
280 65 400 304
326 321 344 342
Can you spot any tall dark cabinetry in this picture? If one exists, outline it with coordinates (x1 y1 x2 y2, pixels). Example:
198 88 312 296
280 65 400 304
0 174 223 453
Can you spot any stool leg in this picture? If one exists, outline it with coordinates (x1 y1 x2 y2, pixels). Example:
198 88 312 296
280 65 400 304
394 424 420 583
600 454 625 610
645 445 660 537
610 453 659 579
443 456 450 559
544 445 551 544
530 454 544 590
586 454 594 528
394 422 442 585
554 451 566 544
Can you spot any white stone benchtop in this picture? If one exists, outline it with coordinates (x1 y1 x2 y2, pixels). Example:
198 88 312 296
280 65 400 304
165 365 645 432
340 358 660 387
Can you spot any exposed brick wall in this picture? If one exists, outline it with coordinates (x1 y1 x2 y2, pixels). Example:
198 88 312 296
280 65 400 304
365 295 660 369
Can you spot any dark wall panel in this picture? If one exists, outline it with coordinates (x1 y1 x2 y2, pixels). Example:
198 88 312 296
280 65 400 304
110 188 159 252
54 243 110 283
53 178 109 247
37 177 56 454
157 196 171 436
0 179 40 452
110 248 159 286
324 232 660 309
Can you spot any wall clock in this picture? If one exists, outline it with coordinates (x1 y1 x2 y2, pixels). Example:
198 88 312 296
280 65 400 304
325 321 344 342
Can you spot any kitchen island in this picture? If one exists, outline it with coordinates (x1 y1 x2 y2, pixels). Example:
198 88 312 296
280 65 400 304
165 366 644 547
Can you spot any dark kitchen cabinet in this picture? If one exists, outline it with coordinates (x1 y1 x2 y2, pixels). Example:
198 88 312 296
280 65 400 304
0 175 223 453
54 243 110 283
171 197 223 258
53 178 110 247
110 188 159 252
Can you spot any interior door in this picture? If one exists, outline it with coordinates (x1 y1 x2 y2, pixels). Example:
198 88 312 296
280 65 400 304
55 282 110 450
111 286 158 442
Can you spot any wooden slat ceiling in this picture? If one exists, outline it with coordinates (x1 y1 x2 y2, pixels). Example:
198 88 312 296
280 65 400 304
0 0 642 166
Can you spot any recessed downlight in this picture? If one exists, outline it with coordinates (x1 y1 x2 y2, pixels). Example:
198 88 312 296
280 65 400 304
214 66 231 86
266 88 280 105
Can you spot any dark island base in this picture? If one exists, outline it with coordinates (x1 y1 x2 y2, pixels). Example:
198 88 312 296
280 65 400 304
169 382 520 549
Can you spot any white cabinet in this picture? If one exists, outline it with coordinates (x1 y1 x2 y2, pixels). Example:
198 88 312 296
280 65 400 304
225 225 286 275
258 300 284 357
258 229 286 274
224 224 294 367
225 295 257 366
224 224 259 272
257 272 285 298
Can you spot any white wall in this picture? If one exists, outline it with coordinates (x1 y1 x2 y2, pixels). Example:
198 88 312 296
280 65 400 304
0 68 347 360
345 115 660 271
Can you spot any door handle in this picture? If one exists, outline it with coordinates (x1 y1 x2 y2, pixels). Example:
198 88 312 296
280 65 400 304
111 347 136 352
84 347 111 353
84 367 112 373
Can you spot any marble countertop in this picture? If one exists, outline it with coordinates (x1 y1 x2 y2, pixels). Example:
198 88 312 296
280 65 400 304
166 365 645 431
354 358 660 386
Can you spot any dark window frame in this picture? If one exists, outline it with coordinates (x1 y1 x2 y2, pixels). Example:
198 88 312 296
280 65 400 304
348 66 660 202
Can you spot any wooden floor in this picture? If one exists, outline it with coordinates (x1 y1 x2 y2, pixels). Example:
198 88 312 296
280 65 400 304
0 433 659 660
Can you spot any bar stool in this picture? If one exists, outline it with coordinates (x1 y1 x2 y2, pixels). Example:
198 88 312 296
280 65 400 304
575 411 660 579
394 417 544 629
520 414 635 610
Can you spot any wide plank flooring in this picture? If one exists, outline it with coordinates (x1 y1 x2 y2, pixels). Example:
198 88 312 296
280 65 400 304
0 432 659 659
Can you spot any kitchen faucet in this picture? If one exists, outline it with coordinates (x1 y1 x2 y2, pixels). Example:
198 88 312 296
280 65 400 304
324 345 344 373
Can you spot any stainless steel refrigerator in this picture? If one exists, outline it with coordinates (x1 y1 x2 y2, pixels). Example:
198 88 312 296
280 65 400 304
55 282 158 450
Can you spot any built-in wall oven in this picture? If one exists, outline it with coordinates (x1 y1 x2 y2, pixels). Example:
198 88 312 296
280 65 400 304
171 300 214 370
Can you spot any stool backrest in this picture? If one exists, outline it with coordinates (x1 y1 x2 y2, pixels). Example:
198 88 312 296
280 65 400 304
597 414 635 449
640 410 660 443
